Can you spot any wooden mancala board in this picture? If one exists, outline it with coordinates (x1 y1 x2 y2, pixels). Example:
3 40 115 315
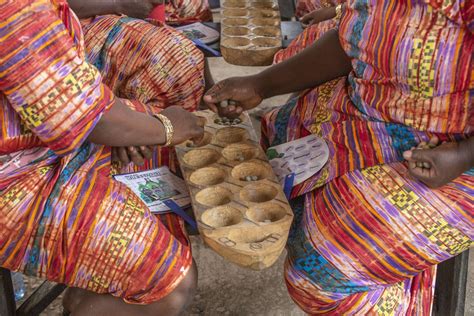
220 0 282 66
175 110 293 270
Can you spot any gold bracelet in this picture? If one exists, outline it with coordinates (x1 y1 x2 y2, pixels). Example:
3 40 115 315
153 113 174 146
334 4 343 21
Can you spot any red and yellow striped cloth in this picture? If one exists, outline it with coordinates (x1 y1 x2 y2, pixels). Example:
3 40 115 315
0 0 204 303
262 0 473 314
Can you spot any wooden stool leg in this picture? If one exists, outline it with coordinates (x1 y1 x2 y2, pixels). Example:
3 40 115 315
0 268 16 316
434 250 470 316
16 281 66 316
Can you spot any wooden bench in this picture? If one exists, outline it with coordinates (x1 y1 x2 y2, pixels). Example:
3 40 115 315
0 269 66 316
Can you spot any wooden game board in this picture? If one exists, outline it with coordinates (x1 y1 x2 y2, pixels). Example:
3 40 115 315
175 110 293 270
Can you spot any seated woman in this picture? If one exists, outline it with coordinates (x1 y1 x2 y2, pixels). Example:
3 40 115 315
205 0 473 314
1 1 207 315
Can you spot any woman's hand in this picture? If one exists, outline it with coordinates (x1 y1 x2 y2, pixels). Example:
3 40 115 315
300 7 337 28
117 0 164 19
203 76 264 118
160 106 206 145
112 146 153 166
110 106 204 166
403 136 473 188
69 0 163 19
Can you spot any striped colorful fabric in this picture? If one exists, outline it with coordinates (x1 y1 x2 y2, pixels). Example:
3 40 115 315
165 0 212 24
262 0 473 314
294 0 343 19
0 0 204 304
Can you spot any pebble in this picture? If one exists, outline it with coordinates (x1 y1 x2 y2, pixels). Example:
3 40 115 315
243 175 259 181
214 116 242 126
192 307 203 313
238 156 245 162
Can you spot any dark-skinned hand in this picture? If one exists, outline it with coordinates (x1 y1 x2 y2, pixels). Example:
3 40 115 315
111 106 205 166
203 76 263 118
117 0 164 19
403 136 471 188
300 6 337 28
112 146 153 166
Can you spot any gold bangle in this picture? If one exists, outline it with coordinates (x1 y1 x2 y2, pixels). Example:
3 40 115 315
153 113 174 146
334 4 343 21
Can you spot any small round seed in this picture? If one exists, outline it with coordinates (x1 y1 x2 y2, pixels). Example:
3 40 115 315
220 101 229 108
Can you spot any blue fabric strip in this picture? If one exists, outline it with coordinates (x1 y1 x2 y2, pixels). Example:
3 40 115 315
163 199 197 230
192 38 221 56
284 173 295 200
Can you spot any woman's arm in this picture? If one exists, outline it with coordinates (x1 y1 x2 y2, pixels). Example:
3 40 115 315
1 1 201 158
67 0 120 18
68 0 162 19
204 29 352 116
256 29 351 99
88 101 204 147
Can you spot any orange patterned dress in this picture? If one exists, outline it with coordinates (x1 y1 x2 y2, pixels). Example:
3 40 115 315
262 0 473 314
0 0 204 303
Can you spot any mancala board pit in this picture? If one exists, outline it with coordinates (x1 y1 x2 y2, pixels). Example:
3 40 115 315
220 0 282 66
176 110 293 270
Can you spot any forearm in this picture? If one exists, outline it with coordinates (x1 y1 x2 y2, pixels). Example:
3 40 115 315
459 136 474 170
68 0 120 18
88 99 166 147
254 29 352 98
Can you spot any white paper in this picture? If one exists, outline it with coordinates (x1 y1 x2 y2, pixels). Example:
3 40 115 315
114 167 190 214
175 22 220 44
267 135 329 186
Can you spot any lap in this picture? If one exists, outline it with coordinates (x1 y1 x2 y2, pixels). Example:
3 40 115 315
261 79 473 313
81 15 205 110
0 143 192 304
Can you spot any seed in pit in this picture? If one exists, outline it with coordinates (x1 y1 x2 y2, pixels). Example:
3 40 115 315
238 156 245 162
214 118 222 124
251 176 258 181
220 101 229 108
264 219 271 223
